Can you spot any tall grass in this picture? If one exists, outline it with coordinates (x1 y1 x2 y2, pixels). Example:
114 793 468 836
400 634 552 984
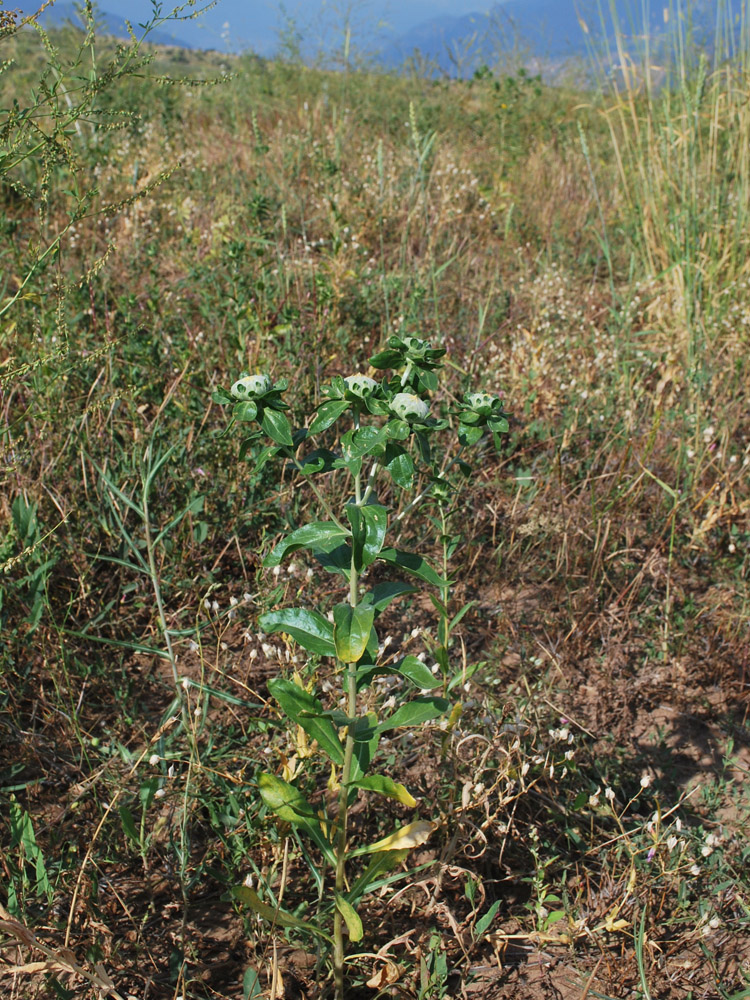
591 0 750 378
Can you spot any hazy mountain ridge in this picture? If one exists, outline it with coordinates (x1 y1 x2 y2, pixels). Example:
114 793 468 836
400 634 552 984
16 2 193 48
377 0 746 75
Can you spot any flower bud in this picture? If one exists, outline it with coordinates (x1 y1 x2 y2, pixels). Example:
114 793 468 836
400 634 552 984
391 392 429 421
231 374 272 398
343 373 378 397
465 391 496 411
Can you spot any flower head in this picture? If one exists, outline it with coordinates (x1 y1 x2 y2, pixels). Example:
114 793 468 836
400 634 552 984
391 392 429 422
343 373 378 398
231 373 272 399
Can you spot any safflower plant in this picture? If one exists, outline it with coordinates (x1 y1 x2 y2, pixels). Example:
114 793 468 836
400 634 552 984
212 335 508 998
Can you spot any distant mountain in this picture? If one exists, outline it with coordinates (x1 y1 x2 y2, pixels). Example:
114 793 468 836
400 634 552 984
376 0 745 76
17 2 194 48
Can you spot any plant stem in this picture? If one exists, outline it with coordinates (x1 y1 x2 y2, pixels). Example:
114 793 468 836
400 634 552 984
332 457 362 1000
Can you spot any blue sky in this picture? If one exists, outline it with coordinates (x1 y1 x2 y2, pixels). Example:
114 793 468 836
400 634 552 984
55 1 500 53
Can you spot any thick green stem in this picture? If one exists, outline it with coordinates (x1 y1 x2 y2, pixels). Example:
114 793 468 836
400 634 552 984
332 459 362 1000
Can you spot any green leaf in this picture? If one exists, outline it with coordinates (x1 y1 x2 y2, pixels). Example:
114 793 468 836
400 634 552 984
344 425 388 459
234 400 258 422
243 967 263 999
268 677 344 764
264 522 350 568
212 386 234 405
346 850 409 905
308 399 350 434
360 505 387 566
385 444 414 488
385 419 410 441
417 368 438 392
474 899 502 937
350 775 417 807
298 448 337 475
260 408 294 446
488 417 509 434
333 602 375 663
232 885 332 941
335 892 363 942
362 580 417 614
350 713 380 781
376 697 449 734
258 608 335 657
458 424 484 447
345 504 365 572
346 504 387 570
257 773 336 865
378 547 449 588
394 655 441 689
369 348 404 369
118 805 139 846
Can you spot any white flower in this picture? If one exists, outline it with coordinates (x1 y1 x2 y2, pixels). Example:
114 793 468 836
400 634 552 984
690 863 701 875
149 754 160 766
231 373 272 398
465 391 496 410
640 773 652 788
667 835 678 850
391 392 429 421
154 787 166 799
605 787 616 802
344 373 378 397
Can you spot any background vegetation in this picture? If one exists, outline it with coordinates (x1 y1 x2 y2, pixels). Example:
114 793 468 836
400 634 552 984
1 2 748 997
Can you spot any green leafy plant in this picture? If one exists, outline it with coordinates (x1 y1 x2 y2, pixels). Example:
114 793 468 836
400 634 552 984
214 335 508 997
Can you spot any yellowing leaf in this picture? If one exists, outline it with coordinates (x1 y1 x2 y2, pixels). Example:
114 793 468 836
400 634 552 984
349 820 436 857
335 892 363 942
605 917 629 933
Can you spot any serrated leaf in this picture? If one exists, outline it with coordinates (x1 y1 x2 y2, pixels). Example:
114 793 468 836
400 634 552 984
232 885 332 941
335 892 363 942
268 677 344 764
348 820 436 857
258 608 335 657
264 522 350 568
378 547 449 588
376 696 449 734
350 775 417 807
333 602 375 663
308 399 350 434
260 408 294 446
